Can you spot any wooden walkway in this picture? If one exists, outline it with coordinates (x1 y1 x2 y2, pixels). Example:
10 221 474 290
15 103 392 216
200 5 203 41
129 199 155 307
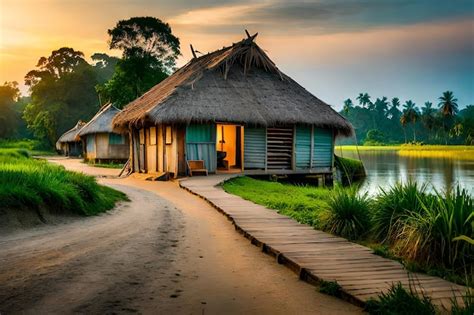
180 175 468 312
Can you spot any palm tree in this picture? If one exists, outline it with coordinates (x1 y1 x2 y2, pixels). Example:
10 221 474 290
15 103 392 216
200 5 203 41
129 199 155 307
343 98 353 115
403 100 419 142
388 97 401 120
356 93 371 108
421 101 436 140
438 91 458 144
400 113 408 143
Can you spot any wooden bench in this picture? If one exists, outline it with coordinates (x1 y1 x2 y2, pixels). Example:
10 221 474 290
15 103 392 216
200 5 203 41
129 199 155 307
187 160 208 176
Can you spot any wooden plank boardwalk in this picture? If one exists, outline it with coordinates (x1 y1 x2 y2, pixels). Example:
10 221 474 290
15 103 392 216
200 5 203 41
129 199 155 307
180 175 469 311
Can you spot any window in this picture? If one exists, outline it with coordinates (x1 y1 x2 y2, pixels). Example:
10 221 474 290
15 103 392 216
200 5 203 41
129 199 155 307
109 133 125 145
165 126 173 144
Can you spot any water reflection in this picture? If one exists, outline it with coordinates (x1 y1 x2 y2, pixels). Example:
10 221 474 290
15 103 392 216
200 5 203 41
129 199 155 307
340 150 474 196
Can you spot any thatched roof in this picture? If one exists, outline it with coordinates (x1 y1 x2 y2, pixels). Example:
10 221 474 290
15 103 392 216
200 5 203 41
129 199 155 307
57 120 86 144
113 34 353 137
78 103 121 136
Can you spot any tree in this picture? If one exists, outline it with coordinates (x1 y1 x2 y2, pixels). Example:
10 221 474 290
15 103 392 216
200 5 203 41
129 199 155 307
98 17 181 107
91 53 120 84
400 112 408 143
421 102 436 141
343 98 353 115
438 91 458 144
403 100 419 142
356 93 371 108
24 48 100 146
0 81 20 138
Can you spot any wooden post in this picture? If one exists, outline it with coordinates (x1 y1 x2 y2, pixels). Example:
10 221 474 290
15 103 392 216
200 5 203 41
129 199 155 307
190 44 197 59
292 125 296 171
245 29 251 38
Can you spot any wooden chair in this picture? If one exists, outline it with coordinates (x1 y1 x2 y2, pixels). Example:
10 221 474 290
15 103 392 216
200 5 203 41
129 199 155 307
187 160 208 176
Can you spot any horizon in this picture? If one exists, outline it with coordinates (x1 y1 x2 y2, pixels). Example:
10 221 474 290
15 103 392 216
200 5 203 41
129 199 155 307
1 0 473 110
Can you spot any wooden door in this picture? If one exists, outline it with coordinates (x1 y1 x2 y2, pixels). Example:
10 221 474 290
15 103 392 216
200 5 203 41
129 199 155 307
177 126 186 175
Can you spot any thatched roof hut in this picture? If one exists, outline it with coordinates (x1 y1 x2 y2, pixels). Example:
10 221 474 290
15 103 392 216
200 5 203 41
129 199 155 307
56 120 86 156
113 33 353 179
78 103 129 162
113 35 353 137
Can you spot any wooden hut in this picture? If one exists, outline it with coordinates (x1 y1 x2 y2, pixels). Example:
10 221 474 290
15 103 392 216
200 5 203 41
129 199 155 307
56 120 86 156
78 103 129 162
113 34 353 179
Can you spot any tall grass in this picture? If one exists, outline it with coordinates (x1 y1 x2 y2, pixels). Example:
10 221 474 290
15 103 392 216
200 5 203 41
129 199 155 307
0 149 127 216
372 181 429 243
322 186 372 240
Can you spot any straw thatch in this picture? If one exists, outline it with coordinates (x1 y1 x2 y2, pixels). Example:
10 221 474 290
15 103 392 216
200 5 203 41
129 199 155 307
113 35 353 137
57 120 86 144
78 103 121 137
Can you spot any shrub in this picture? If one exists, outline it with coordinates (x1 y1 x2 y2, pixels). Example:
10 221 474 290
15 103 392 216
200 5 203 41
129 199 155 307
364 283 436 315
395 186 473 272
322 186 372 240
372 181 429 243
319 280 342 297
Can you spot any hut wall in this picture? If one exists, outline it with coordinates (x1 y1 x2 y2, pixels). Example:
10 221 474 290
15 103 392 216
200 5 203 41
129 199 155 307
243 127 266 170
107 133 129 160
96 133 109 158
165 125 179 176
185 124 216 173
295 126 312 169
86 135 96 160
146 127 158 173
312 128 333 168
157 126 164 172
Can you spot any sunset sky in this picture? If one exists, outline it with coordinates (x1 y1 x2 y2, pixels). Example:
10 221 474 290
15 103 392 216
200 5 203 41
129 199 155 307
0 0 473 110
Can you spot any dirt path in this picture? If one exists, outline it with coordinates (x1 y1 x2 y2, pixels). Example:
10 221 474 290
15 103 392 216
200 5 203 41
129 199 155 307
0 158 362 314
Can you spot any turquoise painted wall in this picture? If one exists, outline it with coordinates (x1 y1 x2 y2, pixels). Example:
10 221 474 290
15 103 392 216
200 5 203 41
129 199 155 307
313 128 333 168
186 124 217 172
295 125 311 169
244 127 266 169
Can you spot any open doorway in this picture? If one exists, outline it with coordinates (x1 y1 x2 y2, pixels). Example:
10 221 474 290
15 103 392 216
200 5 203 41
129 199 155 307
216 123 243 173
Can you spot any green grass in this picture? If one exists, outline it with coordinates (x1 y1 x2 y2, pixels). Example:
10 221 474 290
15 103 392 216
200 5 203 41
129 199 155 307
85 161 125 169
365 283 437 315
319 280 343 297
222 176 330 227
0 148 127 216
0 139 56 156
334 155 365 184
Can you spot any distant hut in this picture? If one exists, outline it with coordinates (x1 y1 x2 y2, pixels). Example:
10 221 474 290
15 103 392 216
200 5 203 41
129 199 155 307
113 33 353 179
78 103 129 162
56 120 86 156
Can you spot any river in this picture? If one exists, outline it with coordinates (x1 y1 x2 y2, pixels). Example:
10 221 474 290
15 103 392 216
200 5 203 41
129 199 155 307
338 149 474 196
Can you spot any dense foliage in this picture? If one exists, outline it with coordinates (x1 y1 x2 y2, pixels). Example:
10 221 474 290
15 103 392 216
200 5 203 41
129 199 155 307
22 48 118 147
340 91 473 145
96 16 180 107
0 149 127 216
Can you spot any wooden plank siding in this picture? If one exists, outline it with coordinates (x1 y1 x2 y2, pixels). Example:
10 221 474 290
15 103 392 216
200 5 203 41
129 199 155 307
295 125 312 169
243 127 266 170
312 128 333 168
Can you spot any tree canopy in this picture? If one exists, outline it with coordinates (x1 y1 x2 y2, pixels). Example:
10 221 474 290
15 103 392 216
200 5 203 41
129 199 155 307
97 17 181 107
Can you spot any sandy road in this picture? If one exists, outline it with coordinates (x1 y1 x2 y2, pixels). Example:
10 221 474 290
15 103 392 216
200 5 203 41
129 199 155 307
0 158 362 314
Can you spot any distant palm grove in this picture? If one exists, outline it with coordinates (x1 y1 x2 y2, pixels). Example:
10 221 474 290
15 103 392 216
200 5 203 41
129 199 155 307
340 92 474 145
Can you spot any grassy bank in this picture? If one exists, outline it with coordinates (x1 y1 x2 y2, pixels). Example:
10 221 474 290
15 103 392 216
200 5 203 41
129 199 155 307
0 139 56 156
336 144 474 160
223 177 473 285
0 148 127 217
